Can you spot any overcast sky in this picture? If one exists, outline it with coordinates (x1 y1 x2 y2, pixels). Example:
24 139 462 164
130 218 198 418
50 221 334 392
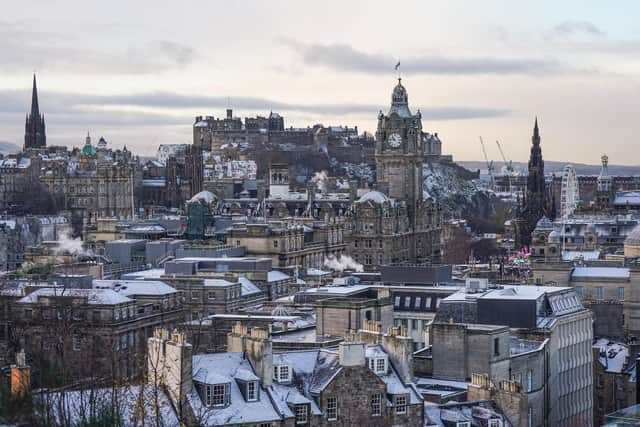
1 0 639 164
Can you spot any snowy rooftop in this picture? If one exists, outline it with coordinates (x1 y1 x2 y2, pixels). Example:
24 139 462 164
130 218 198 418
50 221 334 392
444 284 572 302
594 338 629 373
34 385 179 426
510 337 546 355
355 190 395 205
267 270 290 282
238 277 262 296
189 352 282 425
562 250 600 261
19 287 131 305
614 191 640 206
120 268 165 280
571 267 630 280
93 280 177 296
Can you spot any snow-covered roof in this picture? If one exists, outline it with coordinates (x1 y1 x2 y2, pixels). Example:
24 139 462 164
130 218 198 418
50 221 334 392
121 268 165 280
0 219 17 229
594 338 629 373
93 280 177 296
126 225 166 233
19 287 131 305
305 268 331 276
142 178 166 187
189 352 281 425
238 277 262 296
561 250 600 261
355 190 394 205
189 190 217 204
34 385 179 426
571 267 630 280
267 270 290 282
614 191 640 206
204 278 235 287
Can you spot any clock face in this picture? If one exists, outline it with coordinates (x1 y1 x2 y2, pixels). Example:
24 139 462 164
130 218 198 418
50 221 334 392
387 132 402 148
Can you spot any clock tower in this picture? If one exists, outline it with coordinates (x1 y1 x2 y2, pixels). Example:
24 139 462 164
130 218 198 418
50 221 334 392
375 78 424 213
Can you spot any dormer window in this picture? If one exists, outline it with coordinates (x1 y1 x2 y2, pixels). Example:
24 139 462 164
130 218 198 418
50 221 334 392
273 364 291 383
368 357 387 374
247 381 258 401
206 383 230 407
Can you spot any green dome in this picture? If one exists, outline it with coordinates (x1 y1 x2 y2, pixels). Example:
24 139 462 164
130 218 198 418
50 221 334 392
82 142 97 156
82 132 97 156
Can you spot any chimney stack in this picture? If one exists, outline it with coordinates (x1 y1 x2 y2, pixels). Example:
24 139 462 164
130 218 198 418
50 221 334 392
339 342 366 367
11 349 31 398
147 328 193 414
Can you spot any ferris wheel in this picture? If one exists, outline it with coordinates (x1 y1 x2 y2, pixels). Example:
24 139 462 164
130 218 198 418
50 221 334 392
560 164 579 218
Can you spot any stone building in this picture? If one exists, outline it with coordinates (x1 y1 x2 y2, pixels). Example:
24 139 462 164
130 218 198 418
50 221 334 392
5 281 183 384
348 78 442 270
39 133 136 228
434 284 593 427
532 262 640 337
227 220 347 270
592 338 637 426
144 323 424 426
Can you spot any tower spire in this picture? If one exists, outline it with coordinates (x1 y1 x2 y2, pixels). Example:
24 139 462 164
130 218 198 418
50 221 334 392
24 73 46 149
31 74 40 117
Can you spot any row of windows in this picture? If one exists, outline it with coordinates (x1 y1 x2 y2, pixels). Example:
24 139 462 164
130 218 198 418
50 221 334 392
394 295 441 310
319 393 397 422
394 318 429 333
575 286 625 301
511 369 534 392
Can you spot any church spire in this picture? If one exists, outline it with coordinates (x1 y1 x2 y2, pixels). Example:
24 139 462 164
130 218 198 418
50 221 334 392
24 73 46 149
30 74 40 117
532 117 540 145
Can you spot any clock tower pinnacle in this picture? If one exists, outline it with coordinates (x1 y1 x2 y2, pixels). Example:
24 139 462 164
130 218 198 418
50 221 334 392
375 78 424 208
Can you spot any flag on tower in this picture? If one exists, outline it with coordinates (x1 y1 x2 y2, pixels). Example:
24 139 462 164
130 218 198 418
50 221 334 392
395 61 401 70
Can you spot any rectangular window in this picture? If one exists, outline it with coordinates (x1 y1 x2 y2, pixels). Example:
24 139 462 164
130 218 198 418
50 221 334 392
295 404 308 424
376 358 386 373
457 422 471 427
494 337 500 356
208 292 216 300
489 420 502 427
425 297 432 308
411 319 418 330
618 287 625 301
527 370 532 392
404 296 411 307
395 395 407 414
596 287 604 300
435 298 441 308
371 393 382 416
273 240 278 248
72 335 80 351
575 286 583 299
326 396 337 421
211 384 226 406
247 381 257 401
414 297 421 308
394 296 400 307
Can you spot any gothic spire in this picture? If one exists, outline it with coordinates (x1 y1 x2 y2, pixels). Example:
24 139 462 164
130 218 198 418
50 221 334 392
532 117 540 144
24 73 46 149
31 74 40 117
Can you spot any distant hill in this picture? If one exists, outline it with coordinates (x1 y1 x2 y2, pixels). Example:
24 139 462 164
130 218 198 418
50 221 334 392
457 160 640 176
0 140 20 155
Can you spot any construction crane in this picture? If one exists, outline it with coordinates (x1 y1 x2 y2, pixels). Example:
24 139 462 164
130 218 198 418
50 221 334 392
495 140 514 175
479 136 494 190
496 140 514 193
